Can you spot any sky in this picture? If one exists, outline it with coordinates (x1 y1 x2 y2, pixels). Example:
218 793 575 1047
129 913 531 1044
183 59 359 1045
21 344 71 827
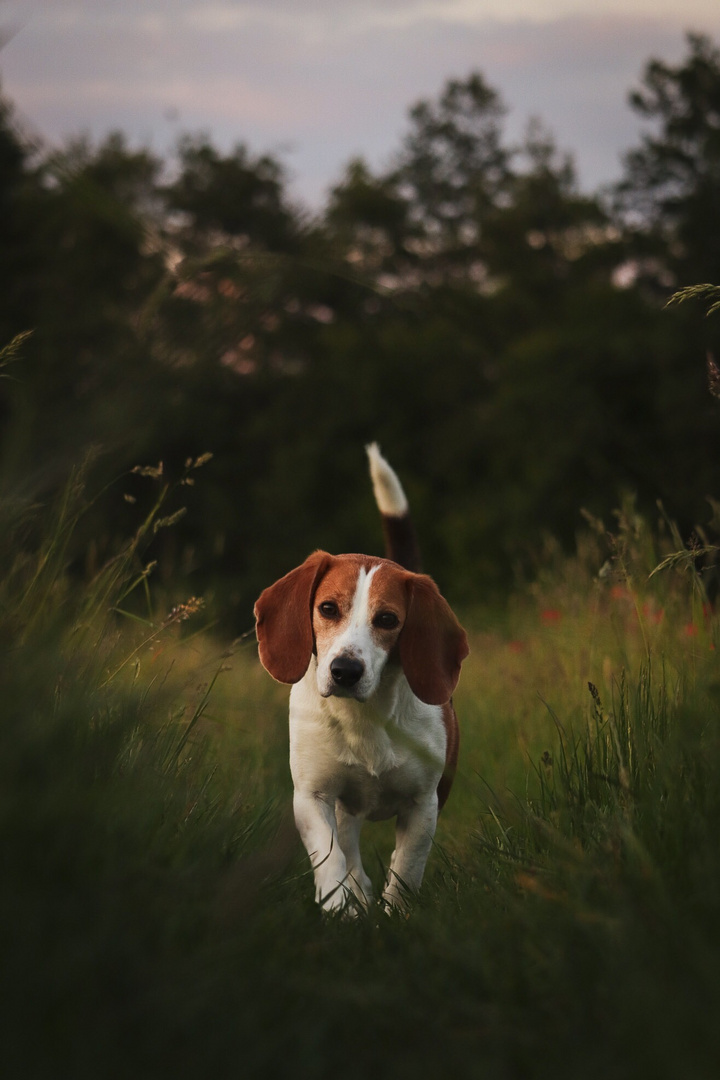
2 0 720 209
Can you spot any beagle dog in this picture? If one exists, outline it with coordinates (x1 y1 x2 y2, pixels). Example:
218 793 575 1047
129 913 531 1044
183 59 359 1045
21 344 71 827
254 444 468 912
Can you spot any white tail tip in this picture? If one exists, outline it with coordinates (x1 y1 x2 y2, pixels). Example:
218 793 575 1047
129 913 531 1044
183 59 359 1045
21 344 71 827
365 442 409 516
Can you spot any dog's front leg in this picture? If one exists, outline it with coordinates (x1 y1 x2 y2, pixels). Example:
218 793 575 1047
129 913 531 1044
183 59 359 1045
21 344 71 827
383 794 438 911
293 790 350 912
335 802 373 909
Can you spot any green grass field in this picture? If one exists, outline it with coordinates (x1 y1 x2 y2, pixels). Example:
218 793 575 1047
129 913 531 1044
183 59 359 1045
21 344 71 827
3 482 720 1079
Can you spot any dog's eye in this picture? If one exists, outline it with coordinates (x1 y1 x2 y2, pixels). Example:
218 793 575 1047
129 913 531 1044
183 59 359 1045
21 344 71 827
373 611 400 630
318 601 340 619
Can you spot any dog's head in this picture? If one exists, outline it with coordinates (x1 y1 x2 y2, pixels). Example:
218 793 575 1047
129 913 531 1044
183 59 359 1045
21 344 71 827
254 551 468 705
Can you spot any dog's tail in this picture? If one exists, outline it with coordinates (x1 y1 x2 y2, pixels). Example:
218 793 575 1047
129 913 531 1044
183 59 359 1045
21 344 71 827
366 443 421 573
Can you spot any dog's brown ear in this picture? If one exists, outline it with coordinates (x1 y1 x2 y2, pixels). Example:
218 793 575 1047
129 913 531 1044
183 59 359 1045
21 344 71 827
254 551 332 684
399 574 469 706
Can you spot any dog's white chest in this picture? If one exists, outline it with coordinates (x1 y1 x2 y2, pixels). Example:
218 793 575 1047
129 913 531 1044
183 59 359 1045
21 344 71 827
288 666 446 820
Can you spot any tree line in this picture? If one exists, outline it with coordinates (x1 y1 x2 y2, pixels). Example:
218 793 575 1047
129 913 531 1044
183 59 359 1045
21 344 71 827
1 32 720 622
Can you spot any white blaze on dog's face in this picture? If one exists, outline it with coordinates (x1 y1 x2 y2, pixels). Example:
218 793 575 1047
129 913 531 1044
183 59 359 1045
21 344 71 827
312 560 407 701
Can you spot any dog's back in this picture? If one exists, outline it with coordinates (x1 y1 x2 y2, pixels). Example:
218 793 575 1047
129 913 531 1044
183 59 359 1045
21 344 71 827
365 442 459 810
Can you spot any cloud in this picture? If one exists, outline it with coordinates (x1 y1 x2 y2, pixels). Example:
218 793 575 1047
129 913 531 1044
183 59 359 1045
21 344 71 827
7 0 720 33
2 2 719 206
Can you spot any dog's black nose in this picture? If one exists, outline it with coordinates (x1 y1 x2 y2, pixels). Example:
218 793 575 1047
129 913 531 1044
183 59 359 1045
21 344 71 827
330 656 365 687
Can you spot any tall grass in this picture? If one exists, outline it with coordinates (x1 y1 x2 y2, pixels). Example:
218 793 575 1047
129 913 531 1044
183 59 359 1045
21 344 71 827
2 465 720 1079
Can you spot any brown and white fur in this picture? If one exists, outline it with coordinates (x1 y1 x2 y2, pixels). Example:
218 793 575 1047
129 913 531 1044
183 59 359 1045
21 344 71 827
254 444 468 912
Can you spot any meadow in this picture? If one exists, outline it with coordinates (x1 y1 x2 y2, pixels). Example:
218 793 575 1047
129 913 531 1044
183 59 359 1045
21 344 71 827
3 34 720 1078
2 464 720 1080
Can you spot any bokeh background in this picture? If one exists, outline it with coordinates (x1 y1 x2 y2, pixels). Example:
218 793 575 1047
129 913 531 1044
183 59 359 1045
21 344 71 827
3 2 720 623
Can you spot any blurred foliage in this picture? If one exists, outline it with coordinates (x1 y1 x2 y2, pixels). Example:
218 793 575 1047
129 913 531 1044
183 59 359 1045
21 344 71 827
617 32 720 288
2 33 720 626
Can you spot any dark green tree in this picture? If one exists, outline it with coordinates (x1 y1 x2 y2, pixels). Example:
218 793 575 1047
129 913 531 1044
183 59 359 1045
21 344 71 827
392 73 511 279
164 137 298 253
0 86 39 346
325 157 412 275
617 32 720 287
484 121 612 305
5 133 167 471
